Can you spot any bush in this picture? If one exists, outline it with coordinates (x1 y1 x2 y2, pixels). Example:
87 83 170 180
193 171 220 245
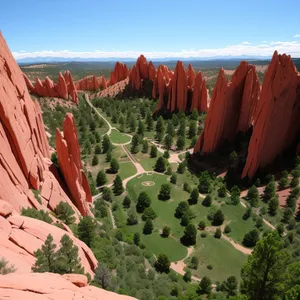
183 182 191 193
198 220 206 230
183 269 192 282
201 232 207 238
218 184 227 197
190 256 199 269
141 207 157 221
127 209 138 225
214 228 222 238
92 155 99 166
55 201 75 225
170 173 177 184
154 254 170 273
21 208 53 224
162 226 171 237
207 265 213 270
202 195 212 207
0 258 16 275
224 225 232 234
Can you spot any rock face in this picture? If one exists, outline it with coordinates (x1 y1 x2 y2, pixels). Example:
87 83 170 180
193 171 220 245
0 214 97 274
194 61 260 154
242 51 300 178
0 32 95 272
56 113 92 216
109 62 129 86
24 72 78 104
75 75 107 91
0 272 136 299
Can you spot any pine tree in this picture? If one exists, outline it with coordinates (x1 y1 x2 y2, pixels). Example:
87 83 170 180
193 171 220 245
142 140 149 153
268 195 279 216
113 175 124 195
92 155 99 166
122 196 131 208
136 191 151 213
188 120 197 139
198 276 212 295
106 150 112 162
55 201 75 225
189 188 199 205
155 157 166 173
133 232 140 246
202 194 212 207
170 173 177 184
150 145 157 158
137 120 145 137
110 158 119 173
155 116 165 140
181 223 197 246
212 209 225 225
131 133 140 154
55 234 84 274
155 254 170 273
198 171 211 193
146 112 154 131
102 135 112 153
78 216 97 247
94 144 101 154
143 219 154 234
129 115 136 132
263 180 276 202
158 183 171 200
127 209 138 225
176 135 186 150
166 121 175 137
102 187 112 202
96 170 107 187
164 134 173 150
32 234 58 273
247 185 259 207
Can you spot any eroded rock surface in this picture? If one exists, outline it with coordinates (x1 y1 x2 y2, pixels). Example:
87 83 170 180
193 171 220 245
75 75 107 91
24 72 78 104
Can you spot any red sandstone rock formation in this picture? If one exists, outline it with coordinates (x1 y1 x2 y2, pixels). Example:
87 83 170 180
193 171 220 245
194 61 260 154
0 272 136 299
94 78 129 99
75 75 107 91
0 31 91 234
56 113 92 216
24 71 78 104
242 51 300 179
190 72 208 113
109 61 129 85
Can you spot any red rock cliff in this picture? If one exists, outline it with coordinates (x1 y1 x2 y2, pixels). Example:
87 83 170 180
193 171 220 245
242 51 300 179
0 32 95 273
24 71 78 104
109 61 129 86
56 113 92 216
75 75 107 91
194 61 260 154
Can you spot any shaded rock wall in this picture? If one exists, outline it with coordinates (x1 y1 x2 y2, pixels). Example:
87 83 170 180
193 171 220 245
75 75 107 91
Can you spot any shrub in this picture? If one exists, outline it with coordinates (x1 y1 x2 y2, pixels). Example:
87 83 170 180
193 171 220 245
224 225 232 234
214 228 222 238
21 208 52 224
55 201 75 225
162 226 171 237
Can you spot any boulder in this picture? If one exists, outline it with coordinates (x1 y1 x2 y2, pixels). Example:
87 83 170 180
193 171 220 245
62 274 88 287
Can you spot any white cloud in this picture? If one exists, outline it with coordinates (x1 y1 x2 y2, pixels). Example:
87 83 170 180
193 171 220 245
12 40 300 60
294 34 300 37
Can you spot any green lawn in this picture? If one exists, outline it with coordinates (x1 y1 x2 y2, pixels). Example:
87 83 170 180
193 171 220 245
189 234 248 282
119 162 137 180
110 129 131 144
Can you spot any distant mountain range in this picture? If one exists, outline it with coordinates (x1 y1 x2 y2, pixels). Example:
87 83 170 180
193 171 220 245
17 55 275 64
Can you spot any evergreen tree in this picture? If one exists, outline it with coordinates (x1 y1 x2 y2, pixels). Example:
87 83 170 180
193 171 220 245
198 171 211 193
102 187 112 202
212 209 225 226
32 234 57 273
131 133 140 154
241 232 290 300
218 184 227 197
123 196 131 208
181 223 197 246
175 201 190 218
231 185 240 205
94 144 101 154
191 108 199 120
177 161 186 174
198 220 206 230
146 112 154 131
242 229 259 247
172 114 179 126
113 175 124 195
177 119 186 137
150 145 157 158
55 201 75 225
155 116 165 138
176 135 186 150
164 134 173 150
188 120 197 139
263 180 276 202
163 150 170 159
268 195 279 216
118 114 125 132
290 176 299 188
102 135 112 153
94 263 111 290
143 219 154 234
141 207 157 221
141 140 149 153
222 276 238 297
94 132 101 143
155 157 166 172
133 232 140 246
247 185 259 207
170 173 177 184
155 254 170 273
92 155 99 166
110 158 119 173
96 170 107 187
78 216 97 247
214 228 222 238
202 194 212 207
189 188 199 205
136 192 151 213
104 151 111 164
158 183 171 200
137 120 145 137
129 115 136 132
181 212 190 226
183 269 192 282
162 226 171 237
127 209 138 225
279 171 289 190
166 121 175 137
55 234 84 274
197 276 212 295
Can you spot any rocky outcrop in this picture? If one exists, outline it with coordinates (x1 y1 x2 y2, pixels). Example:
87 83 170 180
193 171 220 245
0 272 136 299
56 113 92 216
190 72 208 113
242 51 300 179
75 75 107 91
94 78 129 98
0 213 97 274
0 31 92 235
194 61 260 154
109 62 129 86
24 72 78 104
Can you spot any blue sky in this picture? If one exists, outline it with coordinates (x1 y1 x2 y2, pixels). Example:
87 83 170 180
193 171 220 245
2 0 300 59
